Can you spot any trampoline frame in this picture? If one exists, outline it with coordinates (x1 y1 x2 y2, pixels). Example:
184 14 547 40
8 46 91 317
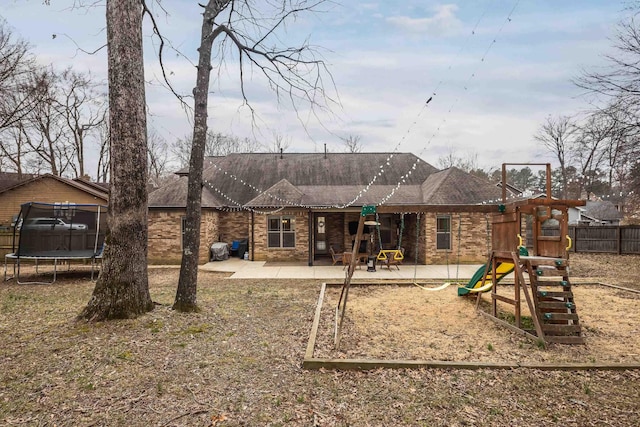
4 202 107 285
4 251 103 285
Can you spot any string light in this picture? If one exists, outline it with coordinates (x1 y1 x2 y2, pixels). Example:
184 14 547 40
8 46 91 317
196 1 520 212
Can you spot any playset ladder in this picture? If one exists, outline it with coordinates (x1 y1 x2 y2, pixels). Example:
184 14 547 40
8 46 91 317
522 256 584 345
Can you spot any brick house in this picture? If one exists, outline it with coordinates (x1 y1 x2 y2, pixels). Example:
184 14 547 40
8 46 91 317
147 153 504 265
0 173 109 259
0 173 109 228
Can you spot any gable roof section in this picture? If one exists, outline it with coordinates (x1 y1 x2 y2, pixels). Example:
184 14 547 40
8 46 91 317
0 173 109 200
0 172 37 192
73 177 110 194
422 167 502 205
199 152 438 207
245 179 305 207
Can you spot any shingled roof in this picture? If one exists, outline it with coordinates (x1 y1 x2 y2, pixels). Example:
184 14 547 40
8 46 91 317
422 167 502 204
149 152 502 208
0 172 37 192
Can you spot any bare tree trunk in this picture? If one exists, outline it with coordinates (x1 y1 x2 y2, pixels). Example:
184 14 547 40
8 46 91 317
80 0 153 321
171 0 334 311
173 2 223 312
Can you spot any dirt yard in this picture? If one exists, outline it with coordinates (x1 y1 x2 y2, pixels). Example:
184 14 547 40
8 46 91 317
0 253 639 426
316 283 640 364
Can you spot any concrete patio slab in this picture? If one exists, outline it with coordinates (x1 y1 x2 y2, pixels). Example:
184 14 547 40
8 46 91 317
199 258 489 281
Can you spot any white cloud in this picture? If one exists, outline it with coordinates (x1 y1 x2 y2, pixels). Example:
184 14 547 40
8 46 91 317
386 4 462 36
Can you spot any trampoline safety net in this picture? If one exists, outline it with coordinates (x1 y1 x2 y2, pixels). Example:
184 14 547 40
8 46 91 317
14 201 107 258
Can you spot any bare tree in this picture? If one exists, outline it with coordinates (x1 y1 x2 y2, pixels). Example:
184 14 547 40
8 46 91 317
171 131 259 167
56 69 107 178
147 128 170 187
534 115 576 199
341 134 362 153
437 147 479 172
0 123 29 175
573 112 612 199
267 131 291 153
575 6 640 108
95 112 110 183
80 0 153 321
172 0 336 312
0 21 43 131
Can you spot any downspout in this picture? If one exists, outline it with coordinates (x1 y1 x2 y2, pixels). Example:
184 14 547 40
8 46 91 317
251 210 255 261
308 209 313 266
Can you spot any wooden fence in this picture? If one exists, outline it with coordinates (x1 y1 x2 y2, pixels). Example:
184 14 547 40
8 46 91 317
568 225 640 255
0 230 17 258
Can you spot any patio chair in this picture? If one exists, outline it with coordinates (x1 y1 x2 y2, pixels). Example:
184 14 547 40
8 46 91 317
329 245 342 265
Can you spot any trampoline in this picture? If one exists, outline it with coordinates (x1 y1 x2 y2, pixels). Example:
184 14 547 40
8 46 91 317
4 202 107 284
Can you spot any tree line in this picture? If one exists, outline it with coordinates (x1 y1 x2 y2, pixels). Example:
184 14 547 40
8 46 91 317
0 17 361 186
439 4 640 214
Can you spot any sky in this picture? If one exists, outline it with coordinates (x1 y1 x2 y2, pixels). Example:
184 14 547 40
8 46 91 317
0 0 627 178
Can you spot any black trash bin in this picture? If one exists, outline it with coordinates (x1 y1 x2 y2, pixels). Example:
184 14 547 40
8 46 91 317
237 239 248 259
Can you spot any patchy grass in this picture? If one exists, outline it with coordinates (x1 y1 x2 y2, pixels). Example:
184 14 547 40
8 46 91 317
0 255 639 426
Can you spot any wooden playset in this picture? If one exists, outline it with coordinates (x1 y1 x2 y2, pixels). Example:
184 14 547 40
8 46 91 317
475 163 586 345
334 163 586 348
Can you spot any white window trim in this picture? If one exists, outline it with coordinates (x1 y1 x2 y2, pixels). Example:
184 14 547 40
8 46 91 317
436 215 451 250
267 215 296 249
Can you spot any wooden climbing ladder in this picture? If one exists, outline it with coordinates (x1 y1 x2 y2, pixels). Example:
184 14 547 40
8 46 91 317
522 256 584 344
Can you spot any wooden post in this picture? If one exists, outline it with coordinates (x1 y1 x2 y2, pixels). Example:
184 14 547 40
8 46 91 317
617 226 622 255
335 214 366 348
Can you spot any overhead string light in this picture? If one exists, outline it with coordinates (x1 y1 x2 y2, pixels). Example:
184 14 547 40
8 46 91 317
378 0 521 206
199 1 520 211
348 5 496 208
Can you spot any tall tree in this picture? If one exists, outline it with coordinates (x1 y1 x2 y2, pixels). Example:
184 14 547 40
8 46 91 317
80 0 153 321
173 0 335 311
341 134 362 153
534 115 576 199
170 131 259 167
0 21 41 132
57 69 106 178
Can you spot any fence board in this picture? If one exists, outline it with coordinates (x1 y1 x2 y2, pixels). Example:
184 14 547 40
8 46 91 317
569 225 640 255
0 231 18 258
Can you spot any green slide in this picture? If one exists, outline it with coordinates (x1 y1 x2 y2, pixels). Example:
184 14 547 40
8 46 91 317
457 247 528 296
457 262 514 296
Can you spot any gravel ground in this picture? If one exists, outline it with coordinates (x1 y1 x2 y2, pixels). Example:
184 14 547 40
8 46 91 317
0 253 639 426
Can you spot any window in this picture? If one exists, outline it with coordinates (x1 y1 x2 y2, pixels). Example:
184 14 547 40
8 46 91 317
268 216 296 248
436 215 451 250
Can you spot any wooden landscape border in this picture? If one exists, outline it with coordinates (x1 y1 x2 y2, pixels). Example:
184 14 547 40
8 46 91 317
303 282 640 371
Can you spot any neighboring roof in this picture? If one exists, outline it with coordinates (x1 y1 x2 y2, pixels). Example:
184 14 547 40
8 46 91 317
73 177 110 193
0 172 37 192
585 201 623 221
151 153 502 209
0 173 109 200
422 167 502 205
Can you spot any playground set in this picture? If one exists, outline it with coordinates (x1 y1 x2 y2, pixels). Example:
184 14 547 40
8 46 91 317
334 163 586 348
